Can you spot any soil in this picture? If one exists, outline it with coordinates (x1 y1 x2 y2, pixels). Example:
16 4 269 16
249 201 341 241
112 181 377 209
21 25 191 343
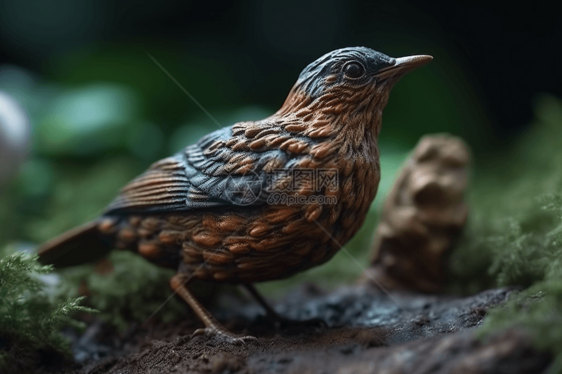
29 284 551 374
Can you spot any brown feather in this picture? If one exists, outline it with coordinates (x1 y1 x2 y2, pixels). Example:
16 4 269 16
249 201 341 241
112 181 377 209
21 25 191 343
38 221 113 268
106 156 190 212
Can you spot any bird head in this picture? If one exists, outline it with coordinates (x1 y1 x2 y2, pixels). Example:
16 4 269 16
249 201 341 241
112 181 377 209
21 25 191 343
277 47 432 145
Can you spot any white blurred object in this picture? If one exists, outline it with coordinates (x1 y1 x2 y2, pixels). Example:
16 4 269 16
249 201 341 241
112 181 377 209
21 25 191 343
0 91 30 186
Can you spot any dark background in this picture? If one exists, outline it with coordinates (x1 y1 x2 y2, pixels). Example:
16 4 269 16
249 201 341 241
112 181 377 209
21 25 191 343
2 0 560 145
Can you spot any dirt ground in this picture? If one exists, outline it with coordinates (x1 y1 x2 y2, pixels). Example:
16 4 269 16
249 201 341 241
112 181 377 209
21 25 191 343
29 284 551 374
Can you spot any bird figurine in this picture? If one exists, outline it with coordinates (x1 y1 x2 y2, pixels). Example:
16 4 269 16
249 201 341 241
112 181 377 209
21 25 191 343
38 47 432 343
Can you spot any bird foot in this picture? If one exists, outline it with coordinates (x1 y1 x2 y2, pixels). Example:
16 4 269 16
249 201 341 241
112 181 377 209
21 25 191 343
191 327 257 346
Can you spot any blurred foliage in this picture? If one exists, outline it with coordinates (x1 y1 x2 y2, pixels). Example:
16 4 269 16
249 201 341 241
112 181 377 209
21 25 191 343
0 246 95 371
449 95 562 292
447 95 562 372
58 251 186 331
478 275 562 373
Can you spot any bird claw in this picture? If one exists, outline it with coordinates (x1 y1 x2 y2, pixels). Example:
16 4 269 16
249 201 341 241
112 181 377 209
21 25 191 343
191 327 257 346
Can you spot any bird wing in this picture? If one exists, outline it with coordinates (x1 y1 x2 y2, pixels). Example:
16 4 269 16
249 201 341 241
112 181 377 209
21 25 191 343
105 125 290 214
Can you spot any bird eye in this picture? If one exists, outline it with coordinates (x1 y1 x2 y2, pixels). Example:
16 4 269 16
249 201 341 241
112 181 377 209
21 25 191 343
344 62 365 79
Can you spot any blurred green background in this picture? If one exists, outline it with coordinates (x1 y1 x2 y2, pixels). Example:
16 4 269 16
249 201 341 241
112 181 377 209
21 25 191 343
0 1 561 302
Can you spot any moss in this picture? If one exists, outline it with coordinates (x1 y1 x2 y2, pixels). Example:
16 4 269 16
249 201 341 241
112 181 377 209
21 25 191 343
472 194 562 372
0 247 95 371
448 95 562 372
478 276 562 372
58 251 187 331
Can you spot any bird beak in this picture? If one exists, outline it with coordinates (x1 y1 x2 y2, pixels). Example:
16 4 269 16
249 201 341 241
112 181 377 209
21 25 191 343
375 55 433 79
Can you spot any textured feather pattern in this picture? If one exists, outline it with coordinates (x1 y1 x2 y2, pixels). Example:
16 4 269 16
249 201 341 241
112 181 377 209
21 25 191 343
106 125 302 214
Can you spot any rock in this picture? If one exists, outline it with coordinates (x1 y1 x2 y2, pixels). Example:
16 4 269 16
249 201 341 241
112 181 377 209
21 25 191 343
40 285 549 374
364 134 470 293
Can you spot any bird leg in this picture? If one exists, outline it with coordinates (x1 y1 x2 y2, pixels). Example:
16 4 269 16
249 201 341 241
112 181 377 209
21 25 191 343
170 274 256 345
243 284 326 330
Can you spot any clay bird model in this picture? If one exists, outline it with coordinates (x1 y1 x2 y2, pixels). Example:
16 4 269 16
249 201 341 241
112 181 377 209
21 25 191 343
38 47 432 343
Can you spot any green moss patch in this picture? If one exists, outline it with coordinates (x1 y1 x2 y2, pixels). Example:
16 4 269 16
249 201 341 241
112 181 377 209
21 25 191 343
0 247 95 371
449 95 562 372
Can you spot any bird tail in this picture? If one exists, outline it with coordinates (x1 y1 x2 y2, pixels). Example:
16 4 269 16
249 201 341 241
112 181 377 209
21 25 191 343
37 221 114 268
